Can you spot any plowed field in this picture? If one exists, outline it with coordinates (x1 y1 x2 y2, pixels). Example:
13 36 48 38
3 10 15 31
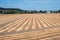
0 14 60 40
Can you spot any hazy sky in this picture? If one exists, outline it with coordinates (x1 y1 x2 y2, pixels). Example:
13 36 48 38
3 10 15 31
0 0 60 10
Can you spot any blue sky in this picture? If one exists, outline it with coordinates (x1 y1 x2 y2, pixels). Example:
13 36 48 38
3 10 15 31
0 0 60 10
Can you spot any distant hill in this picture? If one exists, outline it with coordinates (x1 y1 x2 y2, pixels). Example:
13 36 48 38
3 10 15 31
0 7 24 11
0 7 60 14
0 7 5 10
0 7 24 14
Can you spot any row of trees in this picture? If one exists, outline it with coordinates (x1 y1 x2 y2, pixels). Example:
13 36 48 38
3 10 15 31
0 7 60 14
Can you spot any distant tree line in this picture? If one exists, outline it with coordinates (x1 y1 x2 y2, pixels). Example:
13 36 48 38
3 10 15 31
0 7 60 14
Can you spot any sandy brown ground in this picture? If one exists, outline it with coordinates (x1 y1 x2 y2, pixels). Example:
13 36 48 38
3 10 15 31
0 14 60 40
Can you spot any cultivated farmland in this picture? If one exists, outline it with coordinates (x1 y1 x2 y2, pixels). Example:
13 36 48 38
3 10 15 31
0 14 60 40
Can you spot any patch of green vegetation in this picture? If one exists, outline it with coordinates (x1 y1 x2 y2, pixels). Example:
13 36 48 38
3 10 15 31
0 7 60 14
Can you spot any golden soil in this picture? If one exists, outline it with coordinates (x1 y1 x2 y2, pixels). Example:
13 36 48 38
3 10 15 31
0 14 60 40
